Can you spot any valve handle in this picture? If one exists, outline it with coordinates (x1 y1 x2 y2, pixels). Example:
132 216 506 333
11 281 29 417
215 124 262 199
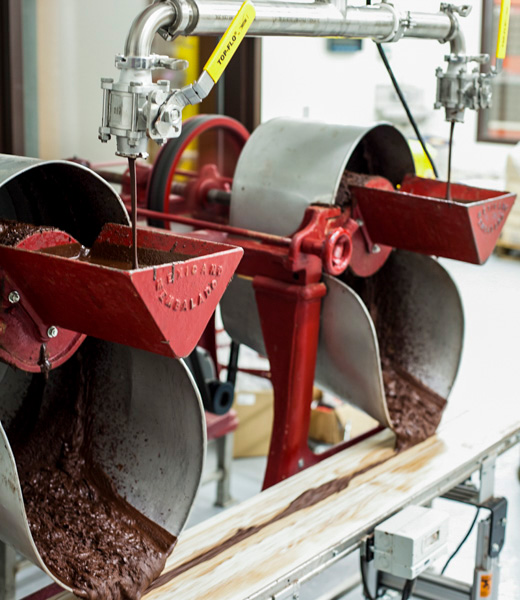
176 0 256 107
203 0 256 84
495 0 511 72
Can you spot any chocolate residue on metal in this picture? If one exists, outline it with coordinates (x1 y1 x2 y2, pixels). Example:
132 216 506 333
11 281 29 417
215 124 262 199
41 241 193 270
8 352 176 600
0 219 53 247
342 259 447 452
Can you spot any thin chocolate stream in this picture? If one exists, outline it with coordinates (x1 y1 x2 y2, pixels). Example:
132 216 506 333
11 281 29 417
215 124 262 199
148 457 392 591
128 157 139 270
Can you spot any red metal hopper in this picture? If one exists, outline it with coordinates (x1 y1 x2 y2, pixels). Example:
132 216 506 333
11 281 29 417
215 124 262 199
0 222 242 371
352 174 516 264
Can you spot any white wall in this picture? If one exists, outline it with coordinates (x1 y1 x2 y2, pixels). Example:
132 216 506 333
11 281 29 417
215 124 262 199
37 0 146 162
261 0 510 183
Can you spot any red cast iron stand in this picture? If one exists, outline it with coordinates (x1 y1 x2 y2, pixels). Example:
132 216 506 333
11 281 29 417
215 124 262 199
133 203 384 489
254 276 326 487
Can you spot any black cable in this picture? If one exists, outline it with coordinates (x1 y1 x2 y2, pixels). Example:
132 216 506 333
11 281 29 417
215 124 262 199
359 553 377 600
375 43 440 179
401 578 415 600
441 507 481 575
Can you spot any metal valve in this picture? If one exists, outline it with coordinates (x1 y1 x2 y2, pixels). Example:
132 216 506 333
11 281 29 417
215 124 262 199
99 0 256 159
435 53 495 123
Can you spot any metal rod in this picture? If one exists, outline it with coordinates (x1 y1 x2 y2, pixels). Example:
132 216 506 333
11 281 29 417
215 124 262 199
130 206 292 246
128 157 139 269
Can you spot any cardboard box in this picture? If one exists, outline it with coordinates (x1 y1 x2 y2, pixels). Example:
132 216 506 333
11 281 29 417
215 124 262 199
233 390 274 458
309 403 379 445
233 388 322 458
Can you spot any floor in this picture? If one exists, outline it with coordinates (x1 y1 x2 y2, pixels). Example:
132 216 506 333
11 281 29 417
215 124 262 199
13 253 520 599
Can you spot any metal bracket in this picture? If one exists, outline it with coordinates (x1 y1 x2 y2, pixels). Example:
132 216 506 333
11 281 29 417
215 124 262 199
480 496 507 558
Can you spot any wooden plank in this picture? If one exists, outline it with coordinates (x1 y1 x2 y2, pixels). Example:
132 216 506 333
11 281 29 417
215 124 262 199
46 401 520 600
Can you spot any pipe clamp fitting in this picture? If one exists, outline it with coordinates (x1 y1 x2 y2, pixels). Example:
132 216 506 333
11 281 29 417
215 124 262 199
156 0 197 40
376 3 406 43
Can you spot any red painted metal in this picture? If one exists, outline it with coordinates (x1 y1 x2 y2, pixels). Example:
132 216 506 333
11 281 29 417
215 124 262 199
353 174 517 264
124 115 515 489
205 409 239 441
150 115 250 227
0 223 243 367
0 228 86 372
348 174 394 277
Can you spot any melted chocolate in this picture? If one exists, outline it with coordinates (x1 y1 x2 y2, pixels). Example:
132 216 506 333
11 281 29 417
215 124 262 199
148 459 389 591
8 353 176 600
41 241 193 270
336 174 447 450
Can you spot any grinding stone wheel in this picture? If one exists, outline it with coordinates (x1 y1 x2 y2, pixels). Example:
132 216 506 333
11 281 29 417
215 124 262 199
0 338 205 593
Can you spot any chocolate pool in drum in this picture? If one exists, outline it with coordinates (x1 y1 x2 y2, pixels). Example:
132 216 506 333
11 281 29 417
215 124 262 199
8 352 176 600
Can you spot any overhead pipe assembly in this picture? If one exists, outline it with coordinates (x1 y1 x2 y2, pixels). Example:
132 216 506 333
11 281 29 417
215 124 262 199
100 1 488 159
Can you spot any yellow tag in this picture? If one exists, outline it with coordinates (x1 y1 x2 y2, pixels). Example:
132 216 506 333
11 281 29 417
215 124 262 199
496 0 511 60
480 573 492 598
203 0 256 83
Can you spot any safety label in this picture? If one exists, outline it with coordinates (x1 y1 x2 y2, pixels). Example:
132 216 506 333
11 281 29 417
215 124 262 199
480 573 492 598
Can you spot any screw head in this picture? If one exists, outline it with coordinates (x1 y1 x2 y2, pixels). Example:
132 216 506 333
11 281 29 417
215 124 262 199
372 244 381 254
8 291 20 304
298 458 304 469
492 542 500 553
47 326 58 339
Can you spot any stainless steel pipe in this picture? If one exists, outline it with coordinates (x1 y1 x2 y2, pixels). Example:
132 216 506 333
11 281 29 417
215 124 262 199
125 1 176 57
123 0 464 59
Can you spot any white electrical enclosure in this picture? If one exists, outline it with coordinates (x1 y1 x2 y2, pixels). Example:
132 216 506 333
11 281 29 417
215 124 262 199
374 505 449 579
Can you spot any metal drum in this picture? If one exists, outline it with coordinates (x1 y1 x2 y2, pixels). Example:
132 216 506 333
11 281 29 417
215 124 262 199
0 155 206 592
230 118 415 236
0 339 205 592
222 118 463 430
0 154 129 245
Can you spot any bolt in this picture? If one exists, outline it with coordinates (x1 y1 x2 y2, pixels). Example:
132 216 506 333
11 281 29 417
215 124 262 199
501 517 507 526
47 326 58 339
101 77 114 84
332 550 338 558
298 458 304 469
491 542 500 553
372 244 381 254
8 291 20 304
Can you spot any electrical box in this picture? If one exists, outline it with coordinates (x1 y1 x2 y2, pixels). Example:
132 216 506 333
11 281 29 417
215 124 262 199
374 506 449 579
